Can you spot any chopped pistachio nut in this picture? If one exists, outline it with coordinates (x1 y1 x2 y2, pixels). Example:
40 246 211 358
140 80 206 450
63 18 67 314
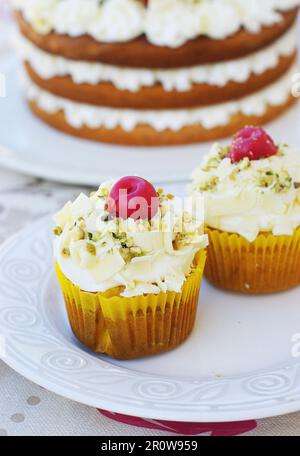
199 176 219 192
257 171 276 189
274 175 292 193
202 145 229 172
119 234 134 250
124 237 134 248
120 248 130 261
53 226 62 236
98 186 110 198
239 157 251 170
129 246 142 256
112 231 126 241
121 245 144 262
257 170 293 193
61 247 70 258
218 145 230 159
212 144 229 160
173 233 187 250
77 219 86 230
202 157 221 172
73 227 85 241
158 191 174 203
86 243 96 256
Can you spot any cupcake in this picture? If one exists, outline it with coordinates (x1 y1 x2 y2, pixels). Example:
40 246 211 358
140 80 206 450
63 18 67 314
53 176 207 359
190 127 300 294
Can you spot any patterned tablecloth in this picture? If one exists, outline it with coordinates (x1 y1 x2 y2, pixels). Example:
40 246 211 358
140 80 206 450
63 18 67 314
1 0 300 437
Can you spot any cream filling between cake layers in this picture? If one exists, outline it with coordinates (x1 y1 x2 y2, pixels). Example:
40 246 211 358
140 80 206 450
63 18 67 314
15 24 297 92
12 0 300 47
23 64 296 132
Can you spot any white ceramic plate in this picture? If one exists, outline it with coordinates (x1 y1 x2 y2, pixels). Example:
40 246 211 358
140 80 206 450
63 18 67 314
1 56 300 186
1 216 300 422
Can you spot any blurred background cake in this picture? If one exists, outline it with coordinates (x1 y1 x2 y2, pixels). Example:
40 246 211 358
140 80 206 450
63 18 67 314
13 0 300 146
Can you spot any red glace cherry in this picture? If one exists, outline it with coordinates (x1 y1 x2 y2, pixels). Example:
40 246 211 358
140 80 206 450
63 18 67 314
227 127 278 163
107 176 159 221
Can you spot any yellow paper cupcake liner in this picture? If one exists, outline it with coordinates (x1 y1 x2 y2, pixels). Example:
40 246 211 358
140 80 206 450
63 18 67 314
205 226 300 294
55 251 206 360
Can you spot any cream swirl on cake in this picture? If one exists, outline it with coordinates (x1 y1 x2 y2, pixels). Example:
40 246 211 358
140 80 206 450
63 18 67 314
53 180 207 297
12 0 300 47
190 140 300 242
12 0 145 41
145 0 300 47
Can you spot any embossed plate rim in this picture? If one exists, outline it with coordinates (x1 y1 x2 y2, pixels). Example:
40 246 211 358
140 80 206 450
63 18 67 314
1 217 300 422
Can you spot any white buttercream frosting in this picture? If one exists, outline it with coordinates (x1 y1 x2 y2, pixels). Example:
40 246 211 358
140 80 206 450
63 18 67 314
190 142 300 242
23 64 296 132
15 24 297 92
53 181 208 297
13 0 300 47
145 0 299 47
